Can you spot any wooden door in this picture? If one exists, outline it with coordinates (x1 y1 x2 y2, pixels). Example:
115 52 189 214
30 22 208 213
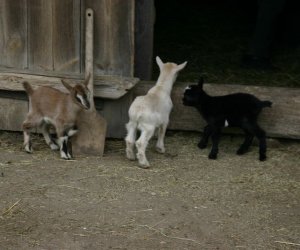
0 0 134 76
0 0 136 137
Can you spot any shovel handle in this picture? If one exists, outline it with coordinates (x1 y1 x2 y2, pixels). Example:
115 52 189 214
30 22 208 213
85 8 94 110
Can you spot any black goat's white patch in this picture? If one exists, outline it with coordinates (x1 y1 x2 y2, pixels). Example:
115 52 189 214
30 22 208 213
224 119 229 127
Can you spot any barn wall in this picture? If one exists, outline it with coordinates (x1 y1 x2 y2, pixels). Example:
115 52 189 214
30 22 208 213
0 0 135 77
1 80 300 140
0 0 28 69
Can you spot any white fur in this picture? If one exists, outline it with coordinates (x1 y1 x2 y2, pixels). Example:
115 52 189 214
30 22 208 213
224 119 229 127
125 56 187 168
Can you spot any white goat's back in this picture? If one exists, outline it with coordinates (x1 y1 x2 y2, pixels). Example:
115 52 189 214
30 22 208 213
129 88 172 126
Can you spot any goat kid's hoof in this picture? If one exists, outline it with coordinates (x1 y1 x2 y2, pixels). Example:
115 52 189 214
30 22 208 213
236 148 247 155
127 155 136 161
259 155 267 161
155 146 165 154
197 142 207 149
60 152 72 160
61 156 72 160
50 143 59 151
126 150 136 161
137 158 150 169
208 153 217 160
138 162 150 169
25 145 33 153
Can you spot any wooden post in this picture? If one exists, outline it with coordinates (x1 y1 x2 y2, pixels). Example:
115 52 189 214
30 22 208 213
70 8 107 156
85 8 95 109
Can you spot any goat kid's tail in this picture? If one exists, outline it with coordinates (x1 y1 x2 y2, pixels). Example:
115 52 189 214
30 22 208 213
261 100 272 108
22 81 34 95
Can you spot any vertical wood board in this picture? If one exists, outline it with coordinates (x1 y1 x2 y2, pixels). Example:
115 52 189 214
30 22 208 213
52 0 81 73
101 93 133 138
82 0 135 76
28 0 53 72
0 0 27 69
0 98 27 131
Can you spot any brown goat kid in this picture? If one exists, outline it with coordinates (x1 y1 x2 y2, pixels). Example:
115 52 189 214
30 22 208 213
22 75 91 159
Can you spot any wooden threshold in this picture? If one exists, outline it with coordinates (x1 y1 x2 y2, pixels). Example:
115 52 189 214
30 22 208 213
0 72 139 99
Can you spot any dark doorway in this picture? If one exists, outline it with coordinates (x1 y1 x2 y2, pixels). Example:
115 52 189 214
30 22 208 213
153 0 300 87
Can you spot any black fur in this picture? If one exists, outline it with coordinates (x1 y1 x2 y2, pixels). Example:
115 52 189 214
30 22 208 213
62 137 70 159
183 78 272 161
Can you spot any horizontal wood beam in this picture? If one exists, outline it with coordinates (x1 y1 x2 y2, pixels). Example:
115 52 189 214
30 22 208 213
0 72 139 99
134 81 300 139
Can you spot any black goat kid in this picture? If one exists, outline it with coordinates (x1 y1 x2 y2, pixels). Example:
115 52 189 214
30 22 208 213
183 78 272 161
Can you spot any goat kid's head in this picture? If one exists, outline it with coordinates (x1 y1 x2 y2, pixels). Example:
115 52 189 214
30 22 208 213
61 74 91 110
156 56 187 79
182 77 205 107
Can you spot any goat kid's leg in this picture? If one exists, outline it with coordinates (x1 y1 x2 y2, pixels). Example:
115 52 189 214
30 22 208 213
58 135 71 160
198 125 213 149
23 130 32 153
237 129 254 155
125 121 137 160
22 118 38 153
208 127 222 160
252 124 267 161
41 123 59 151
156 123 167 153
23 114 45 153
56 127 72 160
135 125 155 168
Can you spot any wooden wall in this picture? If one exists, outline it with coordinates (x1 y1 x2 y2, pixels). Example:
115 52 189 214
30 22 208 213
0 0 134 76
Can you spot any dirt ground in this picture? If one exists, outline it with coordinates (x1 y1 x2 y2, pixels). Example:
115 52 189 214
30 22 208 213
0 131 299 250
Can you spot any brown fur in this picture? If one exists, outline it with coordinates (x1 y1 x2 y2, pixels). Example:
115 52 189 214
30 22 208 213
22 76 91 159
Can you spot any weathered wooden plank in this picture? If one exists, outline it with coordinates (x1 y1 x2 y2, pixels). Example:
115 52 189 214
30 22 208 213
0 97 27 131
101 94 132 138
82 0 135 76
28 0 53 72
0 0 27 69
134 81 300 139
134 0 155 80
52 0 81 73
0 72 139 99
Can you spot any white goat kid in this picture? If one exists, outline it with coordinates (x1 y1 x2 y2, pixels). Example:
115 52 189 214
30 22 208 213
22 75 91 159
125 56 187 168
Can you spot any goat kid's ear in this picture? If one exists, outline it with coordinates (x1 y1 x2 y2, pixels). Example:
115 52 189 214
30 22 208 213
156 56 164 69
83 73 91 87
176 61 187 72
61 79 74 92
